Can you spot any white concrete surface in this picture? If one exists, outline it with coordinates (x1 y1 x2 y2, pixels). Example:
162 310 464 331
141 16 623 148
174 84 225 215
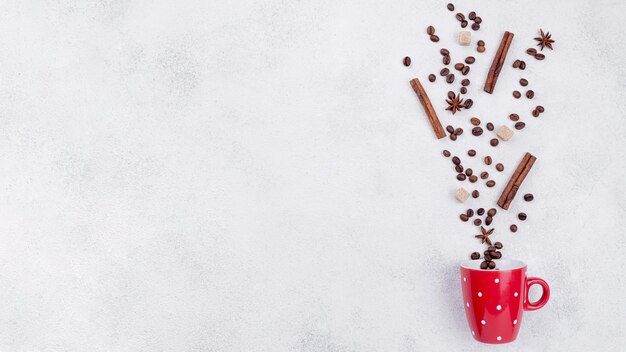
1 0 625 350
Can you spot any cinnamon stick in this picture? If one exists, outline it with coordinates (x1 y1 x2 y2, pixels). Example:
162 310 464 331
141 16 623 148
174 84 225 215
410 78 446 139
497 152 537 209
484 31 514 94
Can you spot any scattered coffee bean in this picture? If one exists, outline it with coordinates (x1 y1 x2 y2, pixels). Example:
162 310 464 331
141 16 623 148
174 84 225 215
518 212 527 221
520 78 528 86
480 261 488 269
465 56 475 64
474 218 482 226
450 133 457 141
513 90 521 99
403 56 411 67
455 63 464 71
440 48 450 56
470 117 480 125
512 59 521 68
471 252 480 260
443 150 451 157
427 26 435 35
515 122 525 130
510 224 518 232
509 113 520 121
537 105 545 113
519 61 526 70
460 214 469 222
524 193 534 201
485 216 493 226
487 208 497 217
472 190 479 198
494 242 503 249
527 48 537 55
477 40 485 46
535 53 545 60
428 74 436 82
472 127 483 136
468 11 476 20
464 99 473 109
456 13 465 21
477 45 485 53
484 156 492 165
532 109 540 117
496 163 504 172
486 180 496 187
460 87 467 94
480 171 489 179
455 128 463 135
440 68 450 76
468 149 476 156
443 54 451 65
455 164 464 173
484 251 491 260
486 122 494 131
446 125 455 134
469 175 478 183
477 208 485 216
493 252 502 259
446 74 455 83
447 3 455 11
452 156 461 165
487 246 495 252
457 173 466 181
462 79 470 87
526 90 534 99
490 138 499 147
466 208 474 217
461 66 470 75
488 261 496 269
471 23 480 31
474 17 482 24
461 20 468 28
465 168 473 176
430 35 440 42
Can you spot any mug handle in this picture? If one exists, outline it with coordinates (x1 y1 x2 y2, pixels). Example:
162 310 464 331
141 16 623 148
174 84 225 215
524 277 550 311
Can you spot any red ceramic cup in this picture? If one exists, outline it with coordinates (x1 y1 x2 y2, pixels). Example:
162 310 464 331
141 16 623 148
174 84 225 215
460 259 550 344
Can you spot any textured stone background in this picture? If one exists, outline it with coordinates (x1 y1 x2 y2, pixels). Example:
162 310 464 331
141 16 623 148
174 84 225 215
1 0 625 351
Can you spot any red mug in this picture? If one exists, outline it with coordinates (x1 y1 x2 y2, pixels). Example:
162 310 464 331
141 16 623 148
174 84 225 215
460 259 550 344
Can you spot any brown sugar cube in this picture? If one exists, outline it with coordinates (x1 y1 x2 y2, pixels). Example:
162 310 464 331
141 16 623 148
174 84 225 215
459 31 472 46
455 187 470 203
496 125 514 141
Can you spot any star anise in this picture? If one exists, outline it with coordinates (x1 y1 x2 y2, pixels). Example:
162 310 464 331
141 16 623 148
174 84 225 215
534 29 555 51
474 226 494 245
446 92 464 114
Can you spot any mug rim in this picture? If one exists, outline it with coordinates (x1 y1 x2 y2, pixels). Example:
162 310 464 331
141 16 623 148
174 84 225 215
460 258 527 272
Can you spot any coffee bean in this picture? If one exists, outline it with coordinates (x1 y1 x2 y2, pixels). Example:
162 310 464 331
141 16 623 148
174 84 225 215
520 78 528 86
452 156 461 165
480 171 489 179
472 190 479 198
447 3 455 11
455 63 465 71
470 117 480 126
471 23 480 31
486 180 496 187
496 163 504 172
446 125 454 134
455 164 464 173
537 105 545 113
493 252 502 259
526 90 534 99
427 26 435 35
484 156 492 165
465 168 473 176
443 150 451 157
456 13 465 21
461 20 468 28
490 138 499 147
454 128 463 135
471 252 480 260
464 99 473 109
477 45 485 53
494 242 503 249
515 122 525 130
513 90 521 99
440 48 449 56
519 212 527 221
460 87 467 94
512 60 521 68
487 261 495 269
487 208 497 216
457 173 466 181
440 68 450 76
460 214 469 222
446 74 455 83
524 193 534 201
510 224 518 232
527 48 537 55
486 122 494 131
477 208 485 216
461 66 470 75
535 53 545 60
477 40 485 46
485 216 492 226
509 113 520 122
472 127 483 136
468 149 476 156
403 57 411 67
474 218 482 226
532 109 540 117
468 11 476 20
465 56 475 64
428 74 436 82
484 252 491 261
474 17 482 24
430 35 440 42
519 61 526 70
480 261 488 269
469 175 478 183
466 208 474 217
443 54 451 65
461 78 470 86
450 133 457 141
